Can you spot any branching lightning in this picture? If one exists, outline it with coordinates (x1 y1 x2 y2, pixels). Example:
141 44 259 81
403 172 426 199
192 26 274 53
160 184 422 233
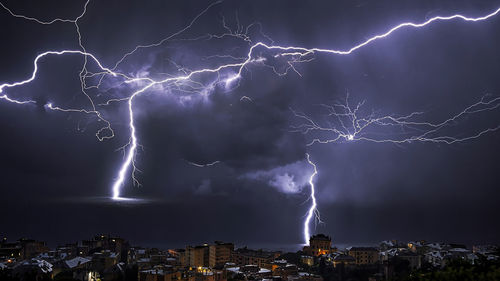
1 1 500 242
0 0 89 25
292 94 500 146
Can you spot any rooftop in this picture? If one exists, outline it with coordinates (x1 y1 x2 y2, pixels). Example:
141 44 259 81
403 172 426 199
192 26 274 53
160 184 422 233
310 234 331 241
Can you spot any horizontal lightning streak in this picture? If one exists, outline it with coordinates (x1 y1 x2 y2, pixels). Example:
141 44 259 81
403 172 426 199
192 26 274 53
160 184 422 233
186 160 221 168
292 95 500 145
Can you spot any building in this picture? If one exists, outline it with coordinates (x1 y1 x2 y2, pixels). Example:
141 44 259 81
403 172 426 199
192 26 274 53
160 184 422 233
11 259 53 280
82 234 128 257
91 250 119 273
300 255 314 266
272 261 298 279
472 245 498 255
0 238 49 260
52 256 93 280
396 250 421 269
347 247 379 265
209 241 234 268
425 251 446 268
169 249 187 267
186 245 209 267
303 234 333 256
231 248 281 268
289 273 324 281
407 241 427 254
332 254 356 268
225 264 272 279
0 239 22 259
139 266 182 281
18 239 49 259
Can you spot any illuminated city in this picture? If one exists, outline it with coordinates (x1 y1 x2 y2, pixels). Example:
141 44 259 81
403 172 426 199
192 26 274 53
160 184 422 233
1 1 499 280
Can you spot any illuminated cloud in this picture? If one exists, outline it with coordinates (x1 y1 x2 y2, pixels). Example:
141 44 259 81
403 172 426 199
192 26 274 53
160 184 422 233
243 160 311 194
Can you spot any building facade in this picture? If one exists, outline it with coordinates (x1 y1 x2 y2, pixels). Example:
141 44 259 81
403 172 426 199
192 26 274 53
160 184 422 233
348 247 379 265
186 245 209 267
209 242 234 268
303 234 332 256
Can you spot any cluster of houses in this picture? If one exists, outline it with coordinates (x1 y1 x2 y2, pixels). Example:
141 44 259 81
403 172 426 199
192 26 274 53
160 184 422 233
379 240 499 268
302 234 498 270
0 234 498 281
302 236 499 280
0 236 322 281
0 235 127 280
133 242 322 281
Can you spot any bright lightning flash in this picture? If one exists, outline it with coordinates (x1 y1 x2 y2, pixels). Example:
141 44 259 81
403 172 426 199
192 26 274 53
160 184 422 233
304 153 322 245
292 95 500 145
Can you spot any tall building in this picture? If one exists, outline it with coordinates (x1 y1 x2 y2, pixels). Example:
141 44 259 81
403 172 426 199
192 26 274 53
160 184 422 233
186 245 209 267
303 234 332 256
209 241 234 268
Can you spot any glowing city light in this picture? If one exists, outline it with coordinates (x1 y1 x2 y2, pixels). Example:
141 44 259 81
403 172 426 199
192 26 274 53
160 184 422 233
0 1 499 243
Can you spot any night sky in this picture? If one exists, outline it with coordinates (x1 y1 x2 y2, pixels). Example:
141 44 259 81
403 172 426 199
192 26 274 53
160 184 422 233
1 0 499 250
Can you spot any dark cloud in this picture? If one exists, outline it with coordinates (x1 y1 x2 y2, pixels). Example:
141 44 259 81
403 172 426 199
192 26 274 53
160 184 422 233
0 0 499 248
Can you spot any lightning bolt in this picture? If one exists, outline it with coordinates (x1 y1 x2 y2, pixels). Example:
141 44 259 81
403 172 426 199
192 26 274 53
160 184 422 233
304 153 322 245
1 2 500 243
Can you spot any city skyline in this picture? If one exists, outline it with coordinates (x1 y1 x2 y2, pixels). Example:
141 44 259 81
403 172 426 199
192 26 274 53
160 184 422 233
1 232 498 280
